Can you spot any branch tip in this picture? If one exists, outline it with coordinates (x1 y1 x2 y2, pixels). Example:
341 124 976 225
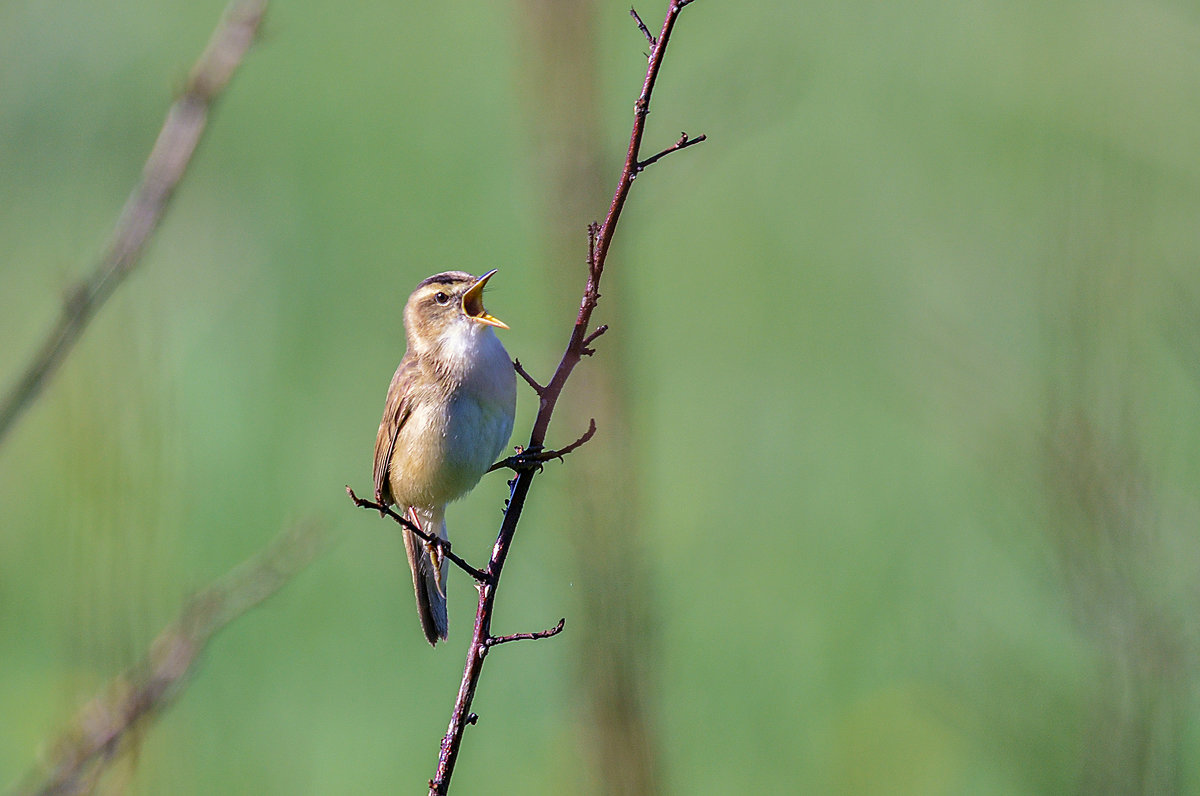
630 7 657 49
581 324 609 356
513 359 545 396
635 132 706 174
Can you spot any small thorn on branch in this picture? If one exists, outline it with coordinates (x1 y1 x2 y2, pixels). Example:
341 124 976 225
513 359 545 396
346 486 491 583
486 618 566 648
581 324 609 356
630 7 657 49
635 131 707 174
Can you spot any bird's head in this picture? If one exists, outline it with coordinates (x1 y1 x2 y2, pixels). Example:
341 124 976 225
403 270 508 359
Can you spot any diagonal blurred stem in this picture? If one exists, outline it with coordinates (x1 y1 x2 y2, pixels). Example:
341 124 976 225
15 520 330 796
0 0 268 446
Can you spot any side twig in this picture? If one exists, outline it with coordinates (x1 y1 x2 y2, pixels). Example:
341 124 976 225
424 3 704 794
486 419 598 473
347 487 491 583
0 0 267 446
512 359 545 395
630 7 657 49
581 324 608 356
485 619 567 649
636 131 707 173
16 519 328 796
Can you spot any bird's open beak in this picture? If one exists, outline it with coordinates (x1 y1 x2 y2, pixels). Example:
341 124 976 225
462 269 508 329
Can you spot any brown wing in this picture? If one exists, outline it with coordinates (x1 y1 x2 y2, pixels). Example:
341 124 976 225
373 356 417 505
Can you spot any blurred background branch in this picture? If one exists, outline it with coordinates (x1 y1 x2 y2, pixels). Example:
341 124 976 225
1037 163 1200 793
0 0 267 446
14 520 329 796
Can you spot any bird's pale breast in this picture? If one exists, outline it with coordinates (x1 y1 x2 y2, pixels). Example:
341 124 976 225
387 330 515 508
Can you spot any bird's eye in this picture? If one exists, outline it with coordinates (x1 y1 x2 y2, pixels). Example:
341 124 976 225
434 292 450 305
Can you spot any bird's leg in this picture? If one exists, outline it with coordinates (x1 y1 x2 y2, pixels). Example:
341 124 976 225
409 507 447 598
510 444 546 471
487 419 598 473
487 446 540 474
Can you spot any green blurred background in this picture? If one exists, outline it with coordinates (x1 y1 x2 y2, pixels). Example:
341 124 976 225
4 0 1200 793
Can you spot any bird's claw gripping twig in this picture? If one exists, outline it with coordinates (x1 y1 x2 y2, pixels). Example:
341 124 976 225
487 420 598 473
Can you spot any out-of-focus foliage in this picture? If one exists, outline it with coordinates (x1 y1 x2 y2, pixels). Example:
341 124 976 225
3 1 1200 793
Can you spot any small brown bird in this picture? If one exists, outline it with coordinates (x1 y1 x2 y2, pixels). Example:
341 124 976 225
373 270 516 645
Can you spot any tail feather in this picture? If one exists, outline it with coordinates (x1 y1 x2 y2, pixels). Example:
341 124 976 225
403 506 448 645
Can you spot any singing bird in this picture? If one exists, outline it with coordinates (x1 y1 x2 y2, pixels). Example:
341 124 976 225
373 270 516 645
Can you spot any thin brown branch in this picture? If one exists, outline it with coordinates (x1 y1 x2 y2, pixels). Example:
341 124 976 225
581 324 608 355
512 358 545 396
630 7 657 49
0 0 268 447
636 131 707 173
486 618 566 649
16 519 328 796
425 3 702 794
547 418 598 459
346 487 491 583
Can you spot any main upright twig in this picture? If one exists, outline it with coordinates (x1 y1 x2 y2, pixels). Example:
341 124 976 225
351 3 703 793
0 0 267 446
430 3 701 792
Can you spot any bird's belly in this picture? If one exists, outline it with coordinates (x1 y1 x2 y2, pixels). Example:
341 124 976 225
443 391 512 491
389 390 513 508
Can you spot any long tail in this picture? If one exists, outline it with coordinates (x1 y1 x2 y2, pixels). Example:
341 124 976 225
403 506 448 646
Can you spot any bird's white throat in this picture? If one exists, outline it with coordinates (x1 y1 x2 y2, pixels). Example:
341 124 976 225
437 321 506 381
